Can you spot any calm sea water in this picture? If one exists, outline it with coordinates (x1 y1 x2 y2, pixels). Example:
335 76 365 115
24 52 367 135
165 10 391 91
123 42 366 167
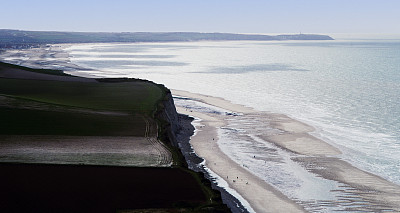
65 36 400 211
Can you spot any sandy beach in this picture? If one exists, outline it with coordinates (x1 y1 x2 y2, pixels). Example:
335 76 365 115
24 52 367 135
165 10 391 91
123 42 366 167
174 90 306 212
172 89 400 212
2 46 400 212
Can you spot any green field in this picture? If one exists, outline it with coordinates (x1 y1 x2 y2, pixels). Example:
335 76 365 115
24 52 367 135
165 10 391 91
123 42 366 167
0 107 147 136
0 63 165 136
0 78 163 113
0 77 164 137
0 61 70 76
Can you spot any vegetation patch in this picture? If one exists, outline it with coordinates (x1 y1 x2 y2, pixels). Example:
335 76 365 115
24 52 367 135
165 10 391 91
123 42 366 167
0 106 146 136
0 61 70 76
0 78 163 113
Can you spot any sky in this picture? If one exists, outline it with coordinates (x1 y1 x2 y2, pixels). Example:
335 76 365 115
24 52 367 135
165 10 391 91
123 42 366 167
1 0 400 34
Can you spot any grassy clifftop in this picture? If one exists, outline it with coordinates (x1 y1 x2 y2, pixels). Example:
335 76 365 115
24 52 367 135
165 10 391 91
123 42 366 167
0 61 230 212
0 61 166 137
0 62 165 114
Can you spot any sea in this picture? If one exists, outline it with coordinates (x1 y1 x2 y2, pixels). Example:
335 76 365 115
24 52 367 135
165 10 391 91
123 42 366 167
64 34 400 212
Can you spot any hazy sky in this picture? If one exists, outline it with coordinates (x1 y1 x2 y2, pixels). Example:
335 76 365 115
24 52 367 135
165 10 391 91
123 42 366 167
1 0 399 34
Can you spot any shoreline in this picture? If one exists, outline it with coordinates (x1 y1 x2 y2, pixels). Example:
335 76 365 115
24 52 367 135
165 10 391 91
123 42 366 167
172 89 400 212
2 45 400 212
173 90 306 212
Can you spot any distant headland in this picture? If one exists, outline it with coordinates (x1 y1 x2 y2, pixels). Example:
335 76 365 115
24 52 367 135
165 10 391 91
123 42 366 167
0 29 333 48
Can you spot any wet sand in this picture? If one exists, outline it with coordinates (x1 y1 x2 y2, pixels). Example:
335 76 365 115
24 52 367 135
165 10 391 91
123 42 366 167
172 89 400 212
173 90 306 213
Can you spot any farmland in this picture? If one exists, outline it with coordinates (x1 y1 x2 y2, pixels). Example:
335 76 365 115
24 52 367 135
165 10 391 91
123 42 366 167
0 62 170 167
0 61 228 212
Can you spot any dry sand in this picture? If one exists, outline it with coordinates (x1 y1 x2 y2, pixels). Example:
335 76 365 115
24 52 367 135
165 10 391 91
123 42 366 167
174 90 306 213
172 89 400 212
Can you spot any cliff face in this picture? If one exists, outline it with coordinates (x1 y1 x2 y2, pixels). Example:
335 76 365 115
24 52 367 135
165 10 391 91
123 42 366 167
156 90 180 147
158 91 246 213
155 89 238 212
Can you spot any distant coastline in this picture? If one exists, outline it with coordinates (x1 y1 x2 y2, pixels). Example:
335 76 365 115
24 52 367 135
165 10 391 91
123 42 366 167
0 29 333 49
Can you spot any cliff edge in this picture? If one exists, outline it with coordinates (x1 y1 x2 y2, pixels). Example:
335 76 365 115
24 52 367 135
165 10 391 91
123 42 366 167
155 90 181 147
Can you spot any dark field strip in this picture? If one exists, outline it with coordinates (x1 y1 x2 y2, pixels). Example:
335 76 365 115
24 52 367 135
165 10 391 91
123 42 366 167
0 163 207 213
0 107 146 136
